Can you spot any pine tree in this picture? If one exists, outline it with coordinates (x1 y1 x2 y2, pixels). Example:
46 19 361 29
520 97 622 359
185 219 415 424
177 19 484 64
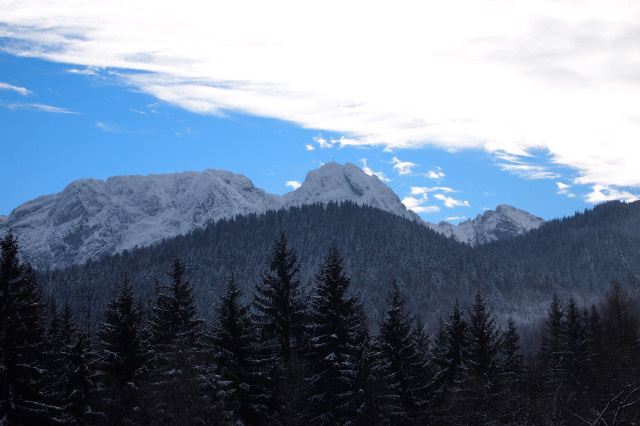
211 272 259 425
498 317 525 424
0 232 51 425
468 290 501 382
253 231 306 361
251 232 307 425
562 296 588 392
97 274 149 425
148 257 225 425
464 290 501 423
537 294 565 381
372 280 426 425
305 245 369 425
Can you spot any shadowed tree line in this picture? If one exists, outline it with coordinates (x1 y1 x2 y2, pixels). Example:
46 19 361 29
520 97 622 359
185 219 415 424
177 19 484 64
2 231 639 425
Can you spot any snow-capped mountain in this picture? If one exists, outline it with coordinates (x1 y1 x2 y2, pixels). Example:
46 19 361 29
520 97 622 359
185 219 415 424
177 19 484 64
0 163 419 269
0 162 542 269
1 170 281 269
283 162 421 222
429 204 545 246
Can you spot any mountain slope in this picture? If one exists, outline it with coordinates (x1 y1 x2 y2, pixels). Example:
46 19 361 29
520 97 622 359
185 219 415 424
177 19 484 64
284 162 421 222
431 204 545 246
1 170 281 269
1 162 541 269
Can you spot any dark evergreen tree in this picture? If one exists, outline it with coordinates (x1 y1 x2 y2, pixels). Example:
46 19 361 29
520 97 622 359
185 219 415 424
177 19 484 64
148 257 225 425
251 231 308 425
253 231 306 361
64 334 98 426
468 290 501 382
372 280 426 425
211 272 259 425
537 294 565 381
562 296 588 392
97 274 148 425
464 290 501 424
0 232 50 425
498 317 525 424
305 246 369 425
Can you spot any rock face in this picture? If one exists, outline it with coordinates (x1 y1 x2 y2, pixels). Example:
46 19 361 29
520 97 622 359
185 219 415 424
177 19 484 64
0 162 543 269
1 170 281 269
429 204 545 246
283 162 421 222
0 163 418 269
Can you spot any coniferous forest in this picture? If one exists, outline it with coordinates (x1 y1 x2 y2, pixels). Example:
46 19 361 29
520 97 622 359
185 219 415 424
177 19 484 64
1 227 639 425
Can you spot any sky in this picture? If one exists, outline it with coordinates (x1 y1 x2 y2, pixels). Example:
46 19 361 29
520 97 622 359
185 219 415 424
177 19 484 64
1 0 639 224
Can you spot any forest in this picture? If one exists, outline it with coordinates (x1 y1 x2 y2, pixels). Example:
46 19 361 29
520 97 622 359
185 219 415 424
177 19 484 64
1 229 639 426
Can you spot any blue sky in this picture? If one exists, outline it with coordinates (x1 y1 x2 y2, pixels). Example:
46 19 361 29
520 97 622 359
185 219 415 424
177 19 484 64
1 1 639 223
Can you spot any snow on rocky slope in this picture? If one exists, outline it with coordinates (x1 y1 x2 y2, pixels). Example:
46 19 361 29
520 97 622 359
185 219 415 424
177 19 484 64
283 162 421 222
430 204 545 246
0 162 543 269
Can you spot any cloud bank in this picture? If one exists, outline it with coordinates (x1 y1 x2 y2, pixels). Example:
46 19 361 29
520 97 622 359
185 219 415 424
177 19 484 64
2 0 639 199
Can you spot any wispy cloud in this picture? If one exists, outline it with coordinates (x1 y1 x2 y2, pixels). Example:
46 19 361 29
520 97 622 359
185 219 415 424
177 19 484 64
401 195 440 214
96 121 122 133
2 102 79 114
305 144 315 151
2 1 640 199
390 156 416 175
425 169 445 180
586 185 639 203
314 136 333 149
410 186 455 196
447 216 466 221
285 180 301 190
434 193 470 208
0 82 32 96
360 158 390 182
556 182 576 198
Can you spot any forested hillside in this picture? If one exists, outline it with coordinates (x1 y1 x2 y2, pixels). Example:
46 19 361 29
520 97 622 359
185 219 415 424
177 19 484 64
484 200 640 292
39 201 573 329
2 231 639 425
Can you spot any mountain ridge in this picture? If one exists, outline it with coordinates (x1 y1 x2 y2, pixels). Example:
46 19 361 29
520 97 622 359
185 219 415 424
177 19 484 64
0 162 543 269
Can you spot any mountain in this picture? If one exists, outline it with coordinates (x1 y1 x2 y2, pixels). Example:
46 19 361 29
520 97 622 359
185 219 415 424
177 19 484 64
283 162 421 222
39 200 640 335
0 162 539 269
430 204 545 246
1 170 281 269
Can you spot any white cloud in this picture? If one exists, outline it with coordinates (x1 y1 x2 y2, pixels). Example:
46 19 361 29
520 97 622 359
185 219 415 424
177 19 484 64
447 216 466 221
0 82 32 96
410 186 455 195
360 158 390 182
556 182 576 198
434 193 470 208
285 180 302 190
305 144 315 151
313 136 333 149
426 169 445 180
390 156 416 175
96 121 121 133
2 102 78 114
402 196 440 214
2 1 640 199
586 185 638 203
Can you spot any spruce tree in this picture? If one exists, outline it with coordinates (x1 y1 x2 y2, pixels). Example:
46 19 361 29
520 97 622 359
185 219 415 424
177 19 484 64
148 257 224 425
305 245 368 425
253 231 306 361
251 232 307 425
465 290 501 423
97 274 148 425
372 280 425 424
211 272 258 425
0 232 51 425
